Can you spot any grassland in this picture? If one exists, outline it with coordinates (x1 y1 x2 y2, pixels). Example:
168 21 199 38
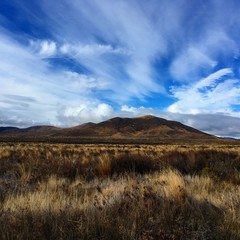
0 142 240 239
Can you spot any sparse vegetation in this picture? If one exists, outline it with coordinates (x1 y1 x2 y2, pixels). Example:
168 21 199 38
0 143 240 239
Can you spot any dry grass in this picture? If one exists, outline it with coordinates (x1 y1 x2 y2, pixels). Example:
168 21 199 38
0 143 240 239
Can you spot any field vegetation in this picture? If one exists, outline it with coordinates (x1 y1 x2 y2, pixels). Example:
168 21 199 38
0 143 240 239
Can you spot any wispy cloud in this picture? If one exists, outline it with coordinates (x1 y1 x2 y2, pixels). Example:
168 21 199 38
4 94 37 103
170 47 217 82
56 103 240 138
57 103 114 126
60 43 129 57
1 0 240 137
30 40 57 58
31 0 167 98
0 32 109 125
168 69 240 114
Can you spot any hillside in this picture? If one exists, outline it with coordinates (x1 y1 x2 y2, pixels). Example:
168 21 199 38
53 115 213 139
0 126 61 137
0 115 216 142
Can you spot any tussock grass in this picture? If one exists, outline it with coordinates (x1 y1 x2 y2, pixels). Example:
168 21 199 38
0 143 240 239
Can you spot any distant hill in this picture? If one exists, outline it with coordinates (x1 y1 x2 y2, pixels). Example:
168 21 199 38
0 115 216 142
0 127 19 133
0 126 61 137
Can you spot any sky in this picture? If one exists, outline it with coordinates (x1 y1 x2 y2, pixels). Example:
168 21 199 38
1 0 240 137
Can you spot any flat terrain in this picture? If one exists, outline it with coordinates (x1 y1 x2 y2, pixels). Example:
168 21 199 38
0 142 240 239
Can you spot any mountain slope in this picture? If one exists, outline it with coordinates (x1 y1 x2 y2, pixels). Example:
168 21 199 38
0 126 61 137
0 115 215 140
0 127 19 133
56 115 213 139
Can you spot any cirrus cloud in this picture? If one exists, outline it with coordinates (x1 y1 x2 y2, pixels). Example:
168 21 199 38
1 0 240 138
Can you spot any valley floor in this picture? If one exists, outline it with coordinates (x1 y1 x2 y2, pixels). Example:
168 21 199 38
0 143 240 239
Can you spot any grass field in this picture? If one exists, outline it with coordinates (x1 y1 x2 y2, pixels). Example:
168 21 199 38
0 143 240 239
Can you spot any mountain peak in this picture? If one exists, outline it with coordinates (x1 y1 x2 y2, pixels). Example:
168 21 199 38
0 115 215 142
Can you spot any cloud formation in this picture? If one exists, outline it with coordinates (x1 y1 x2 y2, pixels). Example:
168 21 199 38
55 104 240 138
0 0 240 137
30 40 57 57
168 68 240 114
57 103 114 126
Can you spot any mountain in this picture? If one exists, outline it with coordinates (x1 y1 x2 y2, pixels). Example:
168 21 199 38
0 126 61 137
0 115 215 142
54 115 212 139
0 127 19 133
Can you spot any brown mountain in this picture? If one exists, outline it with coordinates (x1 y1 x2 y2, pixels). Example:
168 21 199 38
0 126 61 137
0 115 215 141
56 115 214 139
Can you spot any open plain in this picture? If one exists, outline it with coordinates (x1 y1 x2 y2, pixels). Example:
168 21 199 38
0 142 240 239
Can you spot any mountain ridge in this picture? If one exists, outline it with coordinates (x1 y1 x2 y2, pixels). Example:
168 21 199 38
0 115 215 141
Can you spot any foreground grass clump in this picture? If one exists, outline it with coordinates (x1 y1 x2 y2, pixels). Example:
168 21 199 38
0 143 240 239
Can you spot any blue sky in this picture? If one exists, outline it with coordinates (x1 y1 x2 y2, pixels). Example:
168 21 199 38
1 0 240 137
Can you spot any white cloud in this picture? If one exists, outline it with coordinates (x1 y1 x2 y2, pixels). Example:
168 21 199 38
39 41 56 56
170 47 217 82
30 40 128 59
117 105 240 138
0 32 111 126
121 105 137 113
0 110 51 127
34 0 168 99
57 104 157 127
170 27 237 82
194 68 232 89
168 69 240 114
60 43 129 57
120 105 155 116
57 103 114 126
13 0 240 102
2 100 240 138
1 0 240 139
62 71 110 92
30 40 57 57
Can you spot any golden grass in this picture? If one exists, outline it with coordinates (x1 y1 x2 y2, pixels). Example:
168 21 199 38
0 143 240 239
